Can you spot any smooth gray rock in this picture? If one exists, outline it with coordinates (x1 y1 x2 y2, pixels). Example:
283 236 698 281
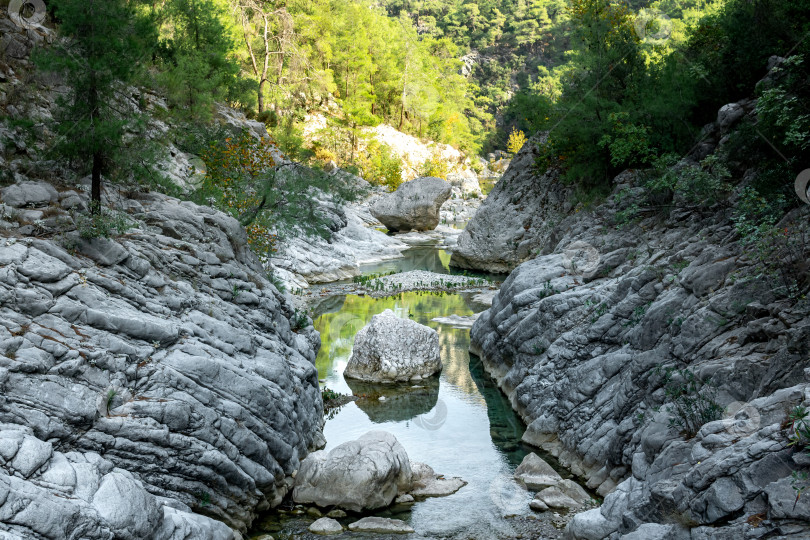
308 517 343 535
292 431 413 512
450 133 574 273
514 452 563 490
344 309 441 382
409 461 466 498
0 181 58 208
371 176 452 232
348 517 415 534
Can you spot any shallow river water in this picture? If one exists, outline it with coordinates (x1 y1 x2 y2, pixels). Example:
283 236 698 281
251 243 578 539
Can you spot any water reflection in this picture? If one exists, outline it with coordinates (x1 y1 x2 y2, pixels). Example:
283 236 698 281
345 378 440 423
352 246 453 277
273 291 547 538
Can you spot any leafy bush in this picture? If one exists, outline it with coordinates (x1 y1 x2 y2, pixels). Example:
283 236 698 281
756 55 810 156
359 142 404 191
645 154 731 208
598 112 655 168
655 366 723 438
733 186 808 299
76 204 133 239
418 152 449 179
507 127 527 155
196 131 280 259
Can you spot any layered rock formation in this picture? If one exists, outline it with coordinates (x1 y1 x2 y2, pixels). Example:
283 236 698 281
469 104 810 537
0 186 324 536
450 133 575 273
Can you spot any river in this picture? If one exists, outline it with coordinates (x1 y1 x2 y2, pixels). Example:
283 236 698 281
250 242 585 539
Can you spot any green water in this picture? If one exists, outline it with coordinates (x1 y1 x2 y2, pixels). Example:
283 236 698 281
479 177 498 196
254 291 570 538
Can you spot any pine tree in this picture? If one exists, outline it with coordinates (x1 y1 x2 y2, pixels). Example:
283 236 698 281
36 0 157 210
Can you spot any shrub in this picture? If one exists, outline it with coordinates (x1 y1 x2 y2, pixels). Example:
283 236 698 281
645 154 731 208
197 131 280 260
418 152 449 179
507 126 527 155
733 186 809 299
76 204 133 239
359 142 404 191
655 366 723 438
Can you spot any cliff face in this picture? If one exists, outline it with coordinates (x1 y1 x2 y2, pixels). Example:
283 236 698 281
449 133 575 273
469 112 810 536
0 187 324 537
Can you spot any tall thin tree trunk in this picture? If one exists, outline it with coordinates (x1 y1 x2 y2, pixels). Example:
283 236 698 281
258 79 266 113
89 74 101 213
91 153 102 210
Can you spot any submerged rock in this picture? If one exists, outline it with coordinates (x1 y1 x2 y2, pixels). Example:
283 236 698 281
348 517 415 534
292 431 413 511
371 177 452 232
344 309 442 382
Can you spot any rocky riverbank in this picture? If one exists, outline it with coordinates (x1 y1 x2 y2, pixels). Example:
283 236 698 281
466 98 810 537
0 185 324 537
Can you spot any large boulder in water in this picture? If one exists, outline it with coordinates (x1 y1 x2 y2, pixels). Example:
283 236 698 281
292 431 413 511
344 309 441 382
371 177 452 231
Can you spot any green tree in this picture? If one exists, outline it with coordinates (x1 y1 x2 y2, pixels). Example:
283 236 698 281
36 0 158 210
159 0 252 120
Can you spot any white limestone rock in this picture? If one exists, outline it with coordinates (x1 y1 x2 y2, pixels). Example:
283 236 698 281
371 177 452 232
292 431 413 512
344 309 441 382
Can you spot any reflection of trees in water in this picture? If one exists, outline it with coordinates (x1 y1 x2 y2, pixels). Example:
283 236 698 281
345 378 440 423
469 353 530 468
438 330 481 396
313 292 477 381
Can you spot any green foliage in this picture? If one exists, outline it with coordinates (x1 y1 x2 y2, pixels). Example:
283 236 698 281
418 153 450 179
359 142 404 191
733 186 809 299
756 56 810 156
655 366 722 439
76 204 133 239
194 130 363 261
646 154 731 208
35 0 159 204
598 112 655 168
291 308 309 331
157 0 253 120
788 405 810 450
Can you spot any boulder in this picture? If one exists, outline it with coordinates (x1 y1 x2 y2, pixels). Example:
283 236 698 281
292 431 413 512
308 517 343 535
450 133 575 273
0 181 58 208
532 480 592 510
409 461 467 498
348 517 415 534
371 177 452 231
514 452 563 490
344 309 441 383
